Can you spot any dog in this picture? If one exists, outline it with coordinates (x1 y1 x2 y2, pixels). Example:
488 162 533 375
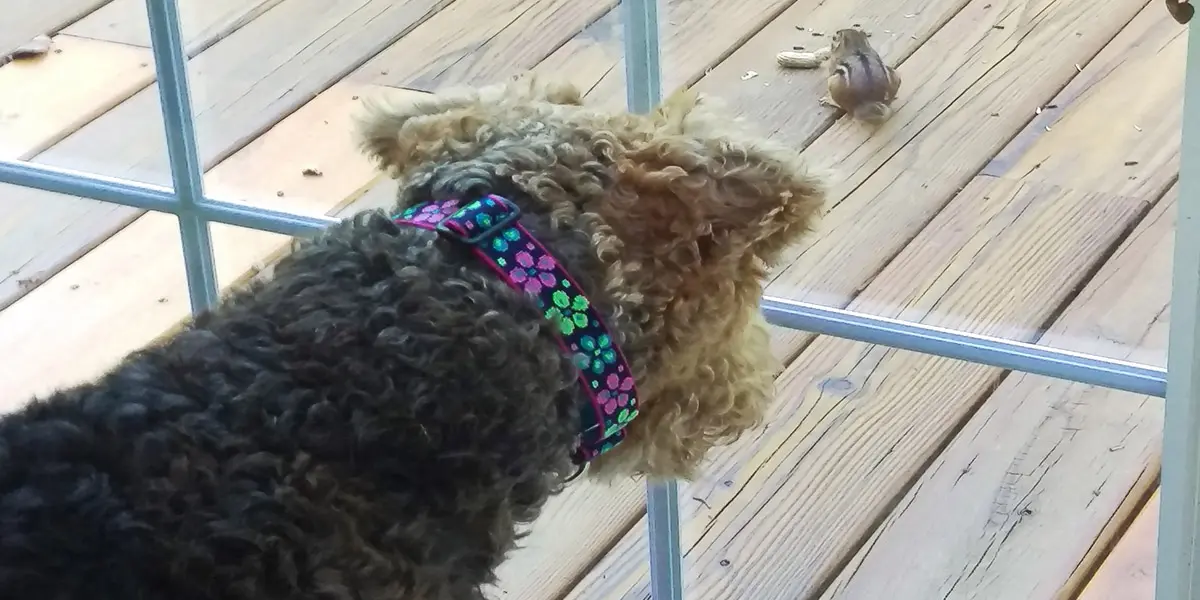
0 74 824 599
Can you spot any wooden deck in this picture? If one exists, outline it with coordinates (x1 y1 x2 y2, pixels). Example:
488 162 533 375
0 0 1180 597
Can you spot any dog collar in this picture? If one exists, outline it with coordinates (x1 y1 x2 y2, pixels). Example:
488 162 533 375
393 195 640 465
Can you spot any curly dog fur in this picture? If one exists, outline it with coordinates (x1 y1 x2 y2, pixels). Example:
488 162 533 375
0 74 824 599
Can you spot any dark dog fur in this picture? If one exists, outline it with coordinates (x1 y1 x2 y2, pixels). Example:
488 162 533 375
0 74 824 599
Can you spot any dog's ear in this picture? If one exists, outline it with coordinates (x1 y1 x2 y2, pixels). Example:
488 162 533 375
355 73 585 177
604 101 825 271
355 94 486 176
583 92 825 479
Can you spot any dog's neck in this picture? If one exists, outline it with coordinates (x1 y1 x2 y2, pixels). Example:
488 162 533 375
391 194 641 467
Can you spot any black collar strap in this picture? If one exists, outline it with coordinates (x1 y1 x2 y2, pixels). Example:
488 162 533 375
393 195 641 465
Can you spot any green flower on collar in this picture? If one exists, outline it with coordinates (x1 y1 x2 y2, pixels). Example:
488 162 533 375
546 289 590 335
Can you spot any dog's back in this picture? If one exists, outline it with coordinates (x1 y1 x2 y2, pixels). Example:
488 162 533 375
0 214 585 599
0 384 176 599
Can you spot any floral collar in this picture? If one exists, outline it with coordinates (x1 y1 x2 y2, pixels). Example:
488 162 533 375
394 195 640 465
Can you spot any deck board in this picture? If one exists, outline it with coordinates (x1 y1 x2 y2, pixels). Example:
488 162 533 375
532 0 801 108
821 183 1172 598
765 0 1154 361
0 0 310 162
0 0 1187 598
0 0 451 311
1078 490 1160 600
0 35 153 161
568 0 1158 597
3 0 109 56
656 1 1166 595
348 0 616 91
657 177 1153 598
817 9 1181 598
62 0 286 55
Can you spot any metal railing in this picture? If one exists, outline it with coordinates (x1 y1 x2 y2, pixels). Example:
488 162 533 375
0 0 1194 598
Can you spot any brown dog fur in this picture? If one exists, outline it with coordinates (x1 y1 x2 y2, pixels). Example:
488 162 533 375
0 74 827 600
358 74 825 480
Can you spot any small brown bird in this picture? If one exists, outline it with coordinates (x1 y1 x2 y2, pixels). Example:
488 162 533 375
819 28 901 126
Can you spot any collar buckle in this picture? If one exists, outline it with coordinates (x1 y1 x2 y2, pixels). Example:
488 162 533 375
434 194 523 245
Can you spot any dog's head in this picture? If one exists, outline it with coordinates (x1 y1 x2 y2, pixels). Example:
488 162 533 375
356 74 824 480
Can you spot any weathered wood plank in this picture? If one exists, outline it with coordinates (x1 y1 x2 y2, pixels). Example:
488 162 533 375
821 182 1171 598
670 177 1162 598
3 0 109 56
653 2 1174 598
817 17 1185 593
0 83 396 407
63 0 286 55
765 0 1155 362
1077 490 1160 600
858 30 1185 600
2 0 306 164
532 0 808 106
0 0 838 597
565 0 1160 597
0 35 152 161
349 0 616 91
0 0 451 311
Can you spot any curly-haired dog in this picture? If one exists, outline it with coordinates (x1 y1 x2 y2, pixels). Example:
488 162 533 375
0 74 824 599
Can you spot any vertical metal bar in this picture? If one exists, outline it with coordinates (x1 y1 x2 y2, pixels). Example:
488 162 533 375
1156 18 1200 600
144 0 220 314
645 479 683 600
622 0 664 114
621 1 682 599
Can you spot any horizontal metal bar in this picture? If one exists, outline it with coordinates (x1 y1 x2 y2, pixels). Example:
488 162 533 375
195 197 338 236
0 158 179 211
0 159 337 236
0 159 1168 396
761 297 1167 397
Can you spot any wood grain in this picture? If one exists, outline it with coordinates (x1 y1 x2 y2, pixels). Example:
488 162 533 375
528 6 622 93
565 0 1163 597
0 83 399 405
1077 490 1160 600
0 0 844 597
3 0 109 56
814 13 1184 598
532 0 806 107
348 0 615 91
3 0 311 162
0 0 450 311
63 0 286 55
684 0 969 149
820 183 1172 598
660 3 1176 598
561 0 1009 595
672 177 1159 599
0 35 153 161
764 0 1156 362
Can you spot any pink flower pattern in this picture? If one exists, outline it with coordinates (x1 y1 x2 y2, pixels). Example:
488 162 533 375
405 201 460 226
396 196 641 462
508 250 558 295
599 372 635 415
